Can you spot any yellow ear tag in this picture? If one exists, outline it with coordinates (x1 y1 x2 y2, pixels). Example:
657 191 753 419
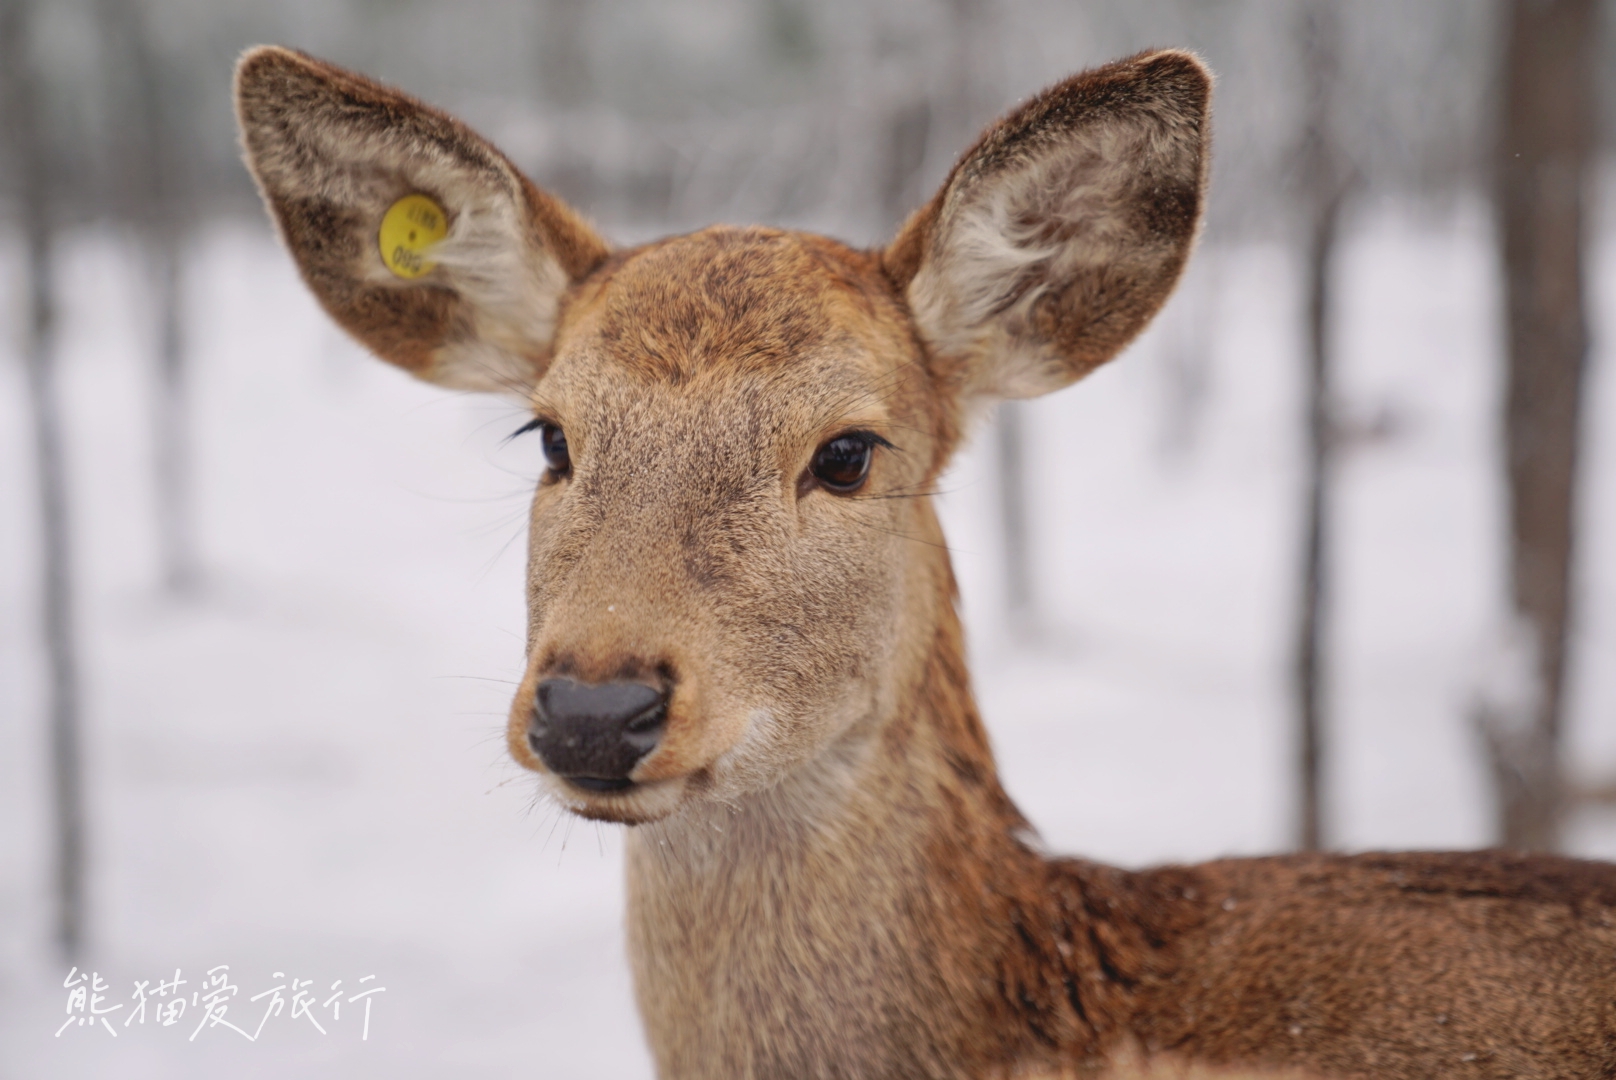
378 193 448 279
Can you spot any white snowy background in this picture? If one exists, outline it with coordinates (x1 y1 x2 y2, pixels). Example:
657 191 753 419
2 194 1613 1078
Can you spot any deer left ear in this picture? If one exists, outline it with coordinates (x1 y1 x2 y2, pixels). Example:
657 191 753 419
883 50 1212 403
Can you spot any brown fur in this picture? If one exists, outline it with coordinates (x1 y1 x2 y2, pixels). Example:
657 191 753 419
235 45 1616 1080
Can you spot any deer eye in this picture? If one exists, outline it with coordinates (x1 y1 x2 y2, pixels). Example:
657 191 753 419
540 422 571 476
809 433 878 494
508 416 572 479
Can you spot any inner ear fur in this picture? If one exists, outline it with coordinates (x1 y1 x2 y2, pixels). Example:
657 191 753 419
234 45 609 393
884 49 1212 403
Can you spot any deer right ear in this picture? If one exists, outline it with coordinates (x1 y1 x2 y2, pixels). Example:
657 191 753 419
234 46 609 393
883 50 1211 405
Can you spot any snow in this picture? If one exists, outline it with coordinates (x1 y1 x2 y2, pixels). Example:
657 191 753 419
2 195 1613 1077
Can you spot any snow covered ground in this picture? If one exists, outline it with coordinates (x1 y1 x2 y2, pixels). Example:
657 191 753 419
1 196 1613 1077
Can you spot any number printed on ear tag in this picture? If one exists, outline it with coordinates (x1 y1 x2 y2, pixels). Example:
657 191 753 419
378 193 448 279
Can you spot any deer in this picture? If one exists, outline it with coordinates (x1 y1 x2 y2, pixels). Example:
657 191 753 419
233 44 1616 1080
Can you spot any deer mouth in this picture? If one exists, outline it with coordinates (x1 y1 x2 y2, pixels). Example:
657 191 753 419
564 776 638 793
549 771 689 825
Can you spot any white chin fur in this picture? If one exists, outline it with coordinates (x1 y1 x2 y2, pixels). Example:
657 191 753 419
547 774 688 825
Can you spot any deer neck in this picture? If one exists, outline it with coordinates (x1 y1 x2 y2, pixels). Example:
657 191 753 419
625 592 1062 1079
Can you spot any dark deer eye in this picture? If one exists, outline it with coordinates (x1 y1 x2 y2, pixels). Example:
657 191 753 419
508 416 572 478
540 422 571 476
809 433 878 494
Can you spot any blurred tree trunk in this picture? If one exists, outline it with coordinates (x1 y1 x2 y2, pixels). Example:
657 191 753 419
152 239 191 592
538 0 592 107
535 0 596 208
998 402 1034 625
1158 250 1217 462
95 0 197 594
1 0 86 958
1484 0 1597 852
1294 0 1349 852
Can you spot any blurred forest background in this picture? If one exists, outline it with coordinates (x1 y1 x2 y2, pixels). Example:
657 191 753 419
2 0 1615 1076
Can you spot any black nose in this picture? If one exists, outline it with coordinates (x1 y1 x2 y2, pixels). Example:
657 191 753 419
528 678 668 790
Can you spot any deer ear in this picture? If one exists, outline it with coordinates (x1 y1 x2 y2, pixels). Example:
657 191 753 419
883 50 1211 403
234 46 609 393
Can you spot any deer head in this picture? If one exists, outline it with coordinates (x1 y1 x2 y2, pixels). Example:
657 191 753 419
235 46 1210 828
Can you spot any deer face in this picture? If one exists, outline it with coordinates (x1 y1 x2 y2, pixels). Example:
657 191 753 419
506 228 947 822
235 47 1209 824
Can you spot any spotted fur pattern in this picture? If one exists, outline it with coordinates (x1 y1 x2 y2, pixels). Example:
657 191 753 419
236 45 1616 1080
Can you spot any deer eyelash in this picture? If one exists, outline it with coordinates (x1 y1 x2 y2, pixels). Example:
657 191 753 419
506 416 545 443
